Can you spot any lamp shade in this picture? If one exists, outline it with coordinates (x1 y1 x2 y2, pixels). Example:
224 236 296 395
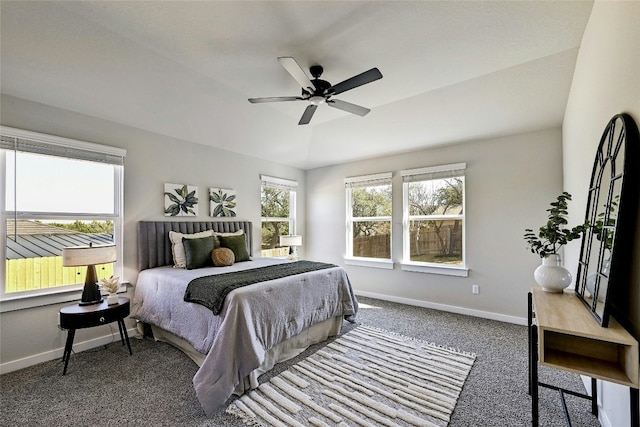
62 244 117 267
62 243 116 306
279 235 302 247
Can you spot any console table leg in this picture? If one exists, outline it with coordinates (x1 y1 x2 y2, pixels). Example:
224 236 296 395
531 326 539 427
528 292 533 396
631 387 639 427
559 390 572 427
591 378 598 416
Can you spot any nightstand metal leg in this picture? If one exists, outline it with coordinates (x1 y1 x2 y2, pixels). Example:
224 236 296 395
62 328 76 375
117 319 125 344
118 319 132 355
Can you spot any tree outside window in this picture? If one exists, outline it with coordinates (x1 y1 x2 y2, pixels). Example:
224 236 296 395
346 173 392 260
260 175 296 257
403 164 465 267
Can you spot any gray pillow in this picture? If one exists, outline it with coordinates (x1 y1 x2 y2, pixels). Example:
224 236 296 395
183 236 215 269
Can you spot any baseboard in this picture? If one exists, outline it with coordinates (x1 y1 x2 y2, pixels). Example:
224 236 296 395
581 376 629 427
0 327 138 375
354 290 528 325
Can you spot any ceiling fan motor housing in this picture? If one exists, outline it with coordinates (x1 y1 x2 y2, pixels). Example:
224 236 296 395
303 78 332 98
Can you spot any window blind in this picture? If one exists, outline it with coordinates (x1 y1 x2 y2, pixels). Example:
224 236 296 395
401 163 465 183
345 172 392 188
260 174 298 191
0 128 126 165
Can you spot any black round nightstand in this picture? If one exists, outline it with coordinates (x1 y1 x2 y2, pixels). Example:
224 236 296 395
59 296 133 375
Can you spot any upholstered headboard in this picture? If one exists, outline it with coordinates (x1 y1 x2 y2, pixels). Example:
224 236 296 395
137 221 253 271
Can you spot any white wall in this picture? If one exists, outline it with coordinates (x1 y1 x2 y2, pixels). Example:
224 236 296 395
306 128 564 321
563 1 640 426
0 94 305 371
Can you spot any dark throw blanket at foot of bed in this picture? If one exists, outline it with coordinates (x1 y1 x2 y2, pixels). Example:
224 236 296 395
184 260 337 314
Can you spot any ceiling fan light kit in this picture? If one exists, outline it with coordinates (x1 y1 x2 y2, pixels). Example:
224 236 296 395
308 96 325 106
248 56 383 125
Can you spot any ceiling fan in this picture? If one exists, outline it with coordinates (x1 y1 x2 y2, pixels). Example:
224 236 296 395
248 57 383 125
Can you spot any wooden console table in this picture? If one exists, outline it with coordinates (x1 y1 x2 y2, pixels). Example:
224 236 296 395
528 286 639 426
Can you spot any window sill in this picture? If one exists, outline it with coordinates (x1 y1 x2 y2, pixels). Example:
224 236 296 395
344 257 394 270
0 282 130 313
400 262 469 277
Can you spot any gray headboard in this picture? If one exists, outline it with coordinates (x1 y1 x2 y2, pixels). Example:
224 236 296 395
137 220 253 271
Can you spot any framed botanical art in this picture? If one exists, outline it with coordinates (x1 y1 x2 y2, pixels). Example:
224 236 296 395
209 188 237 217
164 183 198 216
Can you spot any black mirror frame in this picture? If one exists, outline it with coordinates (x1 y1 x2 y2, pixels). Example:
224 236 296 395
575 113 639 327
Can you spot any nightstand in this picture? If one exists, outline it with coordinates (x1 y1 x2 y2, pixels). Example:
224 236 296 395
59 296 133 375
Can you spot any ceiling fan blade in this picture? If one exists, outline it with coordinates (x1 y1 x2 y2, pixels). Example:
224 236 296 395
327 68 383 96
248 96 303 103
327 99 371 117
298 105 318 125
278 57 316 92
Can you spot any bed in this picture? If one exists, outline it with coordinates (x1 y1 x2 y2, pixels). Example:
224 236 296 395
131 220 358 416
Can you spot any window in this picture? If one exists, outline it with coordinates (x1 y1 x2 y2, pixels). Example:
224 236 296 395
402 163 467 276
345 172 393 268
1 127 125 305
260 175 297 258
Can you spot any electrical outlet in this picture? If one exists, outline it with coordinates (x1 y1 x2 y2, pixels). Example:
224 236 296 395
472 284 479 294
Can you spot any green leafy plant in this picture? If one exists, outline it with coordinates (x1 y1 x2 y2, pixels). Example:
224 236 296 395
593 194 618 251
164 185 198 216
524 192 587 258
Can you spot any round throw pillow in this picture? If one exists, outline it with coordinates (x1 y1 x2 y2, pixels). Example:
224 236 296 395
211 247 235 267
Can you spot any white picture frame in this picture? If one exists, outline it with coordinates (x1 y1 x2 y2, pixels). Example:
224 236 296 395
164 183 198 216
209 187 237 217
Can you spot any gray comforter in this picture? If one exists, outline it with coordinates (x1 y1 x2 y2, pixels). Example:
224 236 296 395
131 258 358 416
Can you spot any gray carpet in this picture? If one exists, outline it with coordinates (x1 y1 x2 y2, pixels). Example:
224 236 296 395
0 296 599 426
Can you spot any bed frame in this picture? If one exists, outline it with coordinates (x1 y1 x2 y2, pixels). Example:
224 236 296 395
137 220 253 271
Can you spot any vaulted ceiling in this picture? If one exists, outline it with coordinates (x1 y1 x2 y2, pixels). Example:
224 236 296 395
0 1 594 170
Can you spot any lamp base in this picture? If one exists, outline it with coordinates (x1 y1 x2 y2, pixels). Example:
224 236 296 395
287 247 299 261
80 265 103 306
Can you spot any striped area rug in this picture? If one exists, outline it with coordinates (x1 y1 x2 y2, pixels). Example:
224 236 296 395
227 325 476 427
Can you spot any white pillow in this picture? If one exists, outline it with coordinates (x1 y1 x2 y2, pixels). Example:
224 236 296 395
213 229 244 237
169 230 214 268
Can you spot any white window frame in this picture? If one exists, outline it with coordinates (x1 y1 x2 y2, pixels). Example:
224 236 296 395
401 163 468 277
0 126 126 312
260 175 297 257
345 172 393 269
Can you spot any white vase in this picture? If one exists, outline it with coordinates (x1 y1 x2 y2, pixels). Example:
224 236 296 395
534 254 572 293
107 293 119 305
586 259 610 300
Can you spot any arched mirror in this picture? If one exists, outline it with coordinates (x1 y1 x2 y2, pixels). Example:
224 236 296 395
575 113 639 327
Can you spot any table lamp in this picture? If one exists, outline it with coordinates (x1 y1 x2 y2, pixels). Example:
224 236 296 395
279 235 302 260
63 243 116 305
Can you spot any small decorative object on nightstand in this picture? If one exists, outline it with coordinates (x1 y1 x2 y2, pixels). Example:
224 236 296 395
280 235 302 261
100 276 121 305
59 297 133 375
